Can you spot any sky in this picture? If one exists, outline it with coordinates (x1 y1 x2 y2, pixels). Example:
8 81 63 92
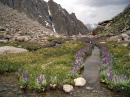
45 0 130 24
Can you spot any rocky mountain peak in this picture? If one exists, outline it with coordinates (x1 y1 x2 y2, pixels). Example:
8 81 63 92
0 0 89 36
70 13 77 18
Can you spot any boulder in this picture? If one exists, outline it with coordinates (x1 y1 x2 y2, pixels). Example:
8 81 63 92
74 77 86 86
122 43 129 47
0 46 28 54
0 40 8 43
121 33 130 41
63 84 74 93
15 36 30 42
106 35 122 42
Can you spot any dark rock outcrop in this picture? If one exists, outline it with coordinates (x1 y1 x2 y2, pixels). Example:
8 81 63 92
0 0 89 35
93 4 130 36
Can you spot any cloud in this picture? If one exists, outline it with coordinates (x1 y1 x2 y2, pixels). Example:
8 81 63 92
74 0 130 7
44 0 130 24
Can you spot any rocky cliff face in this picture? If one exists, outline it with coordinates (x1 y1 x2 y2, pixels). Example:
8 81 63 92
0 0 89 35
93 4 130 36
0 2 57 43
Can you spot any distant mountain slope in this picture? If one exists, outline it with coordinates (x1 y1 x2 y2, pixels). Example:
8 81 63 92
86 23 98 32
0 0 89 35
0 2 56 43
93 4 130 36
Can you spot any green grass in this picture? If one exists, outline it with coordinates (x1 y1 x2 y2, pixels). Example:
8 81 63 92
102 41 130 94
106 42 130 76
0 40 88 89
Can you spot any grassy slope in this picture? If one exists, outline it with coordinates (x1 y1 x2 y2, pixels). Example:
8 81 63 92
106 42 130 77
102 42 130 93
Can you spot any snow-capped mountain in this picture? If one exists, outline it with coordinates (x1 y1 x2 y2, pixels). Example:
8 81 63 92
86 23 98 32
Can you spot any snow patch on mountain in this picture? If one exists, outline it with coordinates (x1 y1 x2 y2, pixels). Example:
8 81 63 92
86 23 98 32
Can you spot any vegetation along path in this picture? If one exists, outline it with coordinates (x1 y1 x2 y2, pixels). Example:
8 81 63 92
0 46 125 97
65 46 124 97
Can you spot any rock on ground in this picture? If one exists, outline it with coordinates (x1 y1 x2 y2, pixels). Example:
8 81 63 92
63 84 74 93
121 33 130 41
106 35 122 42
74 77 86 86
0 46 28 54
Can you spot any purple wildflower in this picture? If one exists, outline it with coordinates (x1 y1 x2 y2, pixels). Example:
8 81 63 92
103 66 108 70
121 76 127 80
114 77 118 83
23 74 29 79
107 71 113 79
38 77 43 83
76 63 81 69
43 75 46 79
73 67 77 75
103 60 108 64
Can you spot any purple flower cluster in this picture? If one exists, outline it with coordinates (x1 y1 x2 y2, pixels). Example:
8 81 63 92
18 68 29 79
44 41 56 47
99 44 128 84
37 74 46 83
107 71 113 79
76 37 90 42
18 69 29 88
100 44 112 71
23 74 29 79
51 76 57 84
23 70 29 78
72 42 93 75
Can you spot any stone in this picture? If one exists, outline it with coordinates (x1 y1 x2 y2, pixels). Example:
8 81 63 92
0 46 28 54
106 35 122 42
0 40 8 43
63 84 74 93
122 43 129 47
15 36 25 42
100 41 106 44
86 86 93 90
74 77 86 86
121 33 130 41
14 36 30 42
117 39 121 42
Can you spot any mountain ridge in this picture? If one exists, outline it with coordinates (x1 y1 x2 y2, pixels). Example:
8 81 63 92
0 2 57 43
93 4 130 36
0 0 89 35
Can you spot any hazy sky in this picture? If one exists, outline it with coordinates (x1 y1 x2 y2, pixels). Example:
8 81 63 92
45 0 130 24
